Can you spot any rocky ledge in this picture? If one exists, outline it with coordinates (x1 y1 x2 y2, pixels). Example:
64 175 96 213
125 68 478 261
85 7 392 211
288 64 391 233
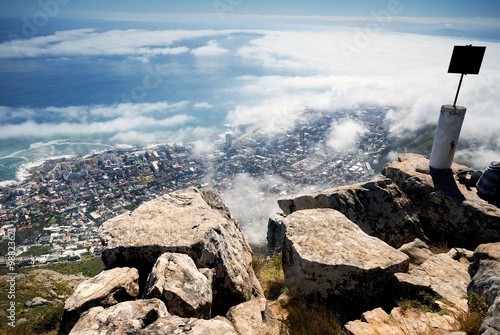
59 154 500 335
382 153 500 247
269 153 500 334
59 187 275 335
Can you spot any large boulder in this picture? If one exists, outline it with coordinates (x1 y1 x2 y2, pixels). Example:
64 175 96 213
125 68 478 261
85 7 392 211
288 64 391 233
280 208 409 316
382 154 500 248
99 187 263 315
468 243 500 334
69 299 168 335
277 178 425 248
143 252 212 319
59 267 139 334
395 253 470 312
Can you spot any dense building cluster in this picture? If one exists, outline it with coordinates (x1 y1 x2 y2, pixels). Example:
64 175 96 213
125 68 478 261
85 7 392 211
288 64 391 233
0 107 393 265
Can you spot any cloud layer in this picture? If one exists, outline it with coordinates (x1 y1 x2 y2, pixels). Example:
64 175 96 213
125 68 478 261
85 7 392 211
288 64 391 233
1 20 499 167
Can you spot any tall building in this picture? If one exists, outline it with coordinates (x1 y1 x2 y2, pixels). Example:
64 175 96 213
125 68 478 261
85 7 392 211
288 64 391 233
225 133 232 150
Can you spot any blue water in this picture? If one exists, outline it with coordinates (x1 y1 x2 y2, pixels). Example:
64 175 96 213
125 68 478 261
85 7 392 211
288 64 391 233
1 15 499 184
0 16 282 183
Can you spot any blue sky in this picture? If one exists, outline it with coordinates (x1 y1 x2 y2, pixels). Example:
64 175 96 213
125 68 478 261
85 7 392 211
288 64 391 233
1 0 500 18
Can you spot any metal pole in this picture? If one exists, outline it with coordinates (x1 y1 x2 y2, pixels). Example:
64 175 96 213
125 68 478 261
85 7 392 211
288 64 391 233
453 73 464 108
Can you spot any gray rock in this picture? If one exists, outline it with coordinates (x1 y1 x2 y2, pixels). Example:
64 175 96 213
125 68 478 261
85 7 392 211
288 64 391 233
267 213 287 252
398 238 434 265
277 178 425 248
468 243 500 334
69 298 168 335
143 252 212 319
480 296 500 335
30 297 49 307
280 208 409 316
395 253 470 312
24 297 48 308
467 243 500 306
99 187 263 316
382 153 500 248
139 315 238 334
60 267 139 334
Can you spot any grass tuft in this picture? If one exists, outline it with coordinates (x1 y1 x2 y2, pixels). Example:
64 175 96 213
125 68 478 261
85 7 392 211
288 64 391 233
455 293 488 335
283 299 348 335
253 252 286 300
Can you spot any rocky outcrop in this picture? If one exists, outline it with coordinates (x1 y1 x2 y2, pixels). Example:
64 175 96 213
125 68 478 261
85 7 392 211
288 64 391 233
139 315 239 334
69 299 168 335
398 238 434 266
143 252 212 319
468 243 500 334
60 267 139 334
279 208 409 316
62 187 277 335
277 178 425 248
345 249 472 335
395 253 470 312
268 154 499 334
59 152 500 335
382 154 500 248
99 187 263 316
345 306 458 335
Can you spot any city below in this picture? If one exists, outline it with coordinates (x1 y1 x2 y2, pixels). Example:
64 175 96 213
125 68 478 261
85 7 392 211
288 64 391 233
0 107 395 266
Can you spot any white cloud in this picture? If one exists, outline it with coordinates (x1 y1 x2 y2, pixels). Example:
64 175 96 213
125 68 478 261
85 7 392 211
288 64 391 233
0 103 195 140
190 40 229 57
193 102 214 109
326 120 368 153
0 29 235 59
221 173 282 244
191 140 215 156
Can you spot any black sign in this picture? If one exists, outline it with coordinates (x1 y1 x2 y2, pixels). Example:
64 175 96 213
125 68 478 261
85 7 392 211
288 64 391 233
448 45 486 75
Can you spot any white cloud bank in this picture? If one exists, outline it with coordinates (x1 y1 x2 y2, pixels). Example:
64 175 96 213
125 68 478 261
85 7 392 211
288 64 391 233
0 28 236 59
1 23 499 166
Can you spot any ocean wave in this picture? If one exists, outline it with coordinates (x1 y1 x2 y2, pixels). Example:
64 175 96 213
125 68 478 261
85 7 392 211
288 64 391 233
29 139 69 149
14 154 76 185
0 180 18 187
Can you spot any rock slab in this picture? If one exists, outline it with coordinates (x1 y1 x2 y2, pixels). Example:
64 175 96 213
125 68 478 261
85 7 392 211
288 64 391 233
69 298 168 335
395 253 470 312
277 178 425 248
139 315 239 334
280 208 409 316
382 154 500 248
345 306 458 335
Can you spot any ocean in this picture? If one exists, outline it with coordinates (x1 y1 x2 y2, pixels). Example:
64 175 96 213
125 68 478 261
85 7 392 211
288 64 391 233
1 14 500 185
0 16 274 185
